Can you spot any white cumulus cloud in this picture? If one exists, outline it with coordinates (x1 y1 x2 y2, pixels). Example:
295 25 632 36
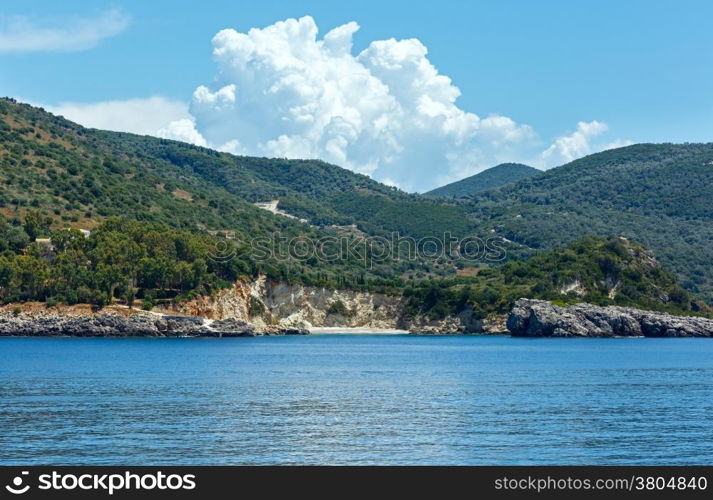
602 138 635 151
158 118 207 147
164 15 538 191
0 9 130 53
540 120 609 166
32 15 631 191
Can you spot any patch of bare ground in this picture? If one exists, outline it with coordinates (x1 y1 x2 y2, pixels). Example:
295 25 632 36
172 189 193 201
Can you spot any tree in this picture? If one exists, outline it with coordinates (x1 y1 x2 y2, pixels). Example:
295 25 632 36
23 211 52 240
0 225 30 253
0 256 13 299
11 255 49 300
50 228 86 253
125 287 138 308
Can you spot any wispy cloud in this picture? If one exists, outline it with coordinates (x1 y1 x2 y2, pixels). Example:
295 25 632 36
0 8 130 53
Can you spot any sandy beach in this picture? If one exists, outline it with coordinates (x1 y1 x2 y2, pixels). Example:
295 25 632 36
308 327 409 335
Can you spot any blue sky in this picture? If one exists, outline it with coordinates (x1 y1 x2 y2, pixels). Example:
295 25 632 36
1 0 711 191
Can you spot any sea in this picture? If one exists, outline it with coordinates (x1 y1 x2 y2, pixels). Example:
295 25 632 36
1 334 712 465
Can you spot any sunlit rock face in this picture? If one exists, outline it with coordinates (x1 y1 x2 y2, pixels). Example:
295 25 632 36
508 299 713 337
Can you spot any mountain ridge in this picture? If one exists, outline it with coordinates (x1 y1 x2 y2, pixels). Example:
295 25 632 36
466 142 713 301
424 162 541 198
2 97 712 313
0 97 475 241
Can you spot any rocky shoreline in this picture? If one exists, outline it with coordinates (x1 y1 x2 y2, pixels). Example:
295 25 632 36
2 298 712 338
0 310 308 337
0 303 502 337
507 299 713 337
159 276 508 335
0 308 509 337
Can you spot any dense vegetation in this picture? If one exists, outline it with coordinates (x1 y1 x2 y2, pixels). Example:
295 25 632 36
0 98 460 284
464 144 713 301
0 98 473 240
424 163 541 198
91 132 478 239
0 215 417 308
2 98 713 317
0 208 700 322
404 236 703 321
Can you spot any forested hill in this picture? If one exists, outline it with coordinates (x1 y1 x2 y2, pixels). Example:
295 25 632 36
89 132 476 238
0 98 474 240
0 98 301 234
424 163 541 198
466 143 713 301
404 236 702 321
0 98 481 306
2 97 713 305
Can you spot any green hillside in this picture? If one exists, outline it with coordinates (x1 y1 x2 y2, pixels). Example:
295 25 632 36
0 98 297 234
404 235 703 321
466 143 713 301
424 163 541 198
1 98 712 313
0 98 461 296
0 98 474 241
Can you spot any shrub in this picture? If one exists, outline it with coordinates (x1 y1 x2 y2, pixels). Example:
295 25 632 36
248 296 266 317
326 300 355 317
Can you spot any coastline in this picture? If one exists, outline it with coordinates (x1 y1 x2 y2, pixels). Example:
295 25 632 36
2 299 713 338
308 327 409 335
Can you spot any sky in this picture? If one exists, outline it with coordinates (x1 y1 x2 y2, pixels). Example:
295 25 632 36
1 0 711 192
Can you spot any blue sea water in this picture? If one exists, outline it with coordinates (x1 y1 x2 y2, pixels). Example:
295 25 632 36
0 335 712 465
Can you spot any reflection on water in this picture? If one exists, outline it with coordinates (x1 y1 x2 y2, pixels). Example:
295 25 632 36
1 335 712 465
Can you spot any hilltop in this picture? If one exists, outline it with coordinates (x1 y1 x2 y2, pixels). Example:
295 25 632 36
424 163 541 198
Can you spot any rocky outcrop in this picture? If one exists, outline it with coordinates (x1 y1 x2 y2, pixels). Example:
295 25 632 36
162 276 407 331
0 310 308 337
406 306 507 335
507 299 713 337
162 276 504 334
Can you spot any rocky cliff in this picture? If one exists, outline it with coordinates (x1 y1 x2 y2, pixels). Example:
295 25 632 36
507 299 713 337
161 276 406 329
406 307 507 334
161 276 506 334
